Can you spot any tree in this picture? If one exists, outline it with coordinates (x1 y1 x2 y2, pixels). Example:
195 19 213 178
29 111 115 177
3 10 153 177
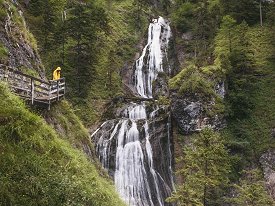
227 22 256 120
214 16 256 119
230 169 275 206
215 15 237 56
167 128 230 206
25 0 66 51
220 0 259 25
132 0 150 29
172 0 222 65
65 1 108 98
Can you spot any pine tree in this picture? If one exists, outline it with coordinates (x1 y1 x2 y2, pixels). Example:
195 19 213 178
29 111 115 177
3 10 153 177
230 169 275 206
227 21 256 119
215 15 237 56
167 128 230 206
25 0 66 51
65 1 108 98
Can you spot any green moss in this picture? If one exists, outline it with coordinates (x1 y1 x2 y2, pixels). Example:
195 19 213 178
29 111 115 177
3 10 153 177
0 82 125 206
157 95 170 106
169 64 197 89
19 66 40 77
169 64 216 99
179 73 215 98
0 0 6 22
0 42 8 63
46 100 92 149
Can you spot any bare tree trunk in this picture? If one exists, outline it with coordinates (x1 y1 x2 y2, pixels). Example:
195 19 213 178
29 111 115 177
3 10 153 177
260 0 263 27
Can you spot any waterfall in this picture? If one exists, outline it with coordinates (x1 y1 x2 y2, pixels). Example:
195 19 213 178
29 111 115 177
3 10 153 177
92 17 174 206
135 17 171 98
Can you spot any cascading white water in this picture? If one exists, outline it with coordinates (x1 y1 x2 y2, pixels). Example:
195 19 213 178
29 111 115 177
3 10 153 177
135 17 171 98
92 16 173 206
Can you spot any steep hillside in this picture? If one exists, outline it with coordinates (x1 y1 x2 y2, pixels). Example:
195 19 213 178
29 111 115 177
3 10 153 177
0 1 125 205
0 83 125 205
0 0 44 77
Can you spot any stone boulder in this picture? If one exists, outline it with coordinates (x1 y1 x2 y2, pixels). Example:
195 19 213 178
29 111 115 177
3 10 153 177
260 149 275 199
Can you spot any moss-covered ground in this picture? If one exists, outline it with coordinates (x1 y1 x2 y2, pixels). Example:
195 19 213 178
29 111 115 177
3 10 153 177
0 82 125 206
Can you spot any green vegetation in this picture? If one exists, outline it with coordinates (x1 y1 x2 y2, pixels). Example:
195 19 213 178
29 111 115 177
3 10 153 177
169 64 216 99
0 82 125 206
1 0 275 205
170 0 275 205
45 100 93 150
0 42 8 63
22 0 151 125
0 0 6 22
167 129 230 206
230 169 275 206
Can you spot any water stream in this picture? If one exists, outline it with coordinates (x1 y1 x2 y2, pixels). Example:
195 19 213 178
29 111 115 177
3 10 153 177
92 17 173 206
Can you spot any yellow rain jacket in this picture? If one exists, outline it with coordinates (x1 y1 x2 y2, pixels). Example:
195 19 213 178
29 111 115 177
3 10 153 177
53 67 61 80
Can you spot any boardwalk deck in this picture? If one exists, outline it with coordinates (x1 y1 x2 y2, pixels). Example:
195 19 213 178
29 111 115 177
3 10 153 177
0 64 65 110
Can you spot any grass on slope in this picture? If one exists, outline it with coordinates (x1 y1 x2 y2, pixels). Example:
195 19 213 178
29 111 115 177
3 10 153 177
0 83 125 206
44 100 92 150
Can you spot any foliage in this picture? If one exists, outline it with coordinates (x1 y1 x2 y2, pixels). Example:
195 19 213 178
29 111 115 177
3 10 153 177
169 64 216 99
167 128 230 206
171 1 275 204
65 1 108 98
223 24 275 161
44 100 92 149
229 169 275 206
0 83 126 206
23 0 148 125
171 0 222 64
0 42 8 63
157 95 170 106
0 0 6 22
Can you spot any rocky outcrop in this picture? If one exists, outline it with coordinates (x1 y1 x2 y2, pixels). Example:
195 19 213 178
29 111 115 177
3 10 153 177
152 73 169 99
171 93 225 134
260 149 275 199
0 0 45 79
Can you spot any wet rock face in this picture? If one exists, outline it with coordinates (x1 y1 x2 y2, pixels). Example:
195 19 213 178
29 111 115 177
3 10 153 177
171 93 225 134
92 103 174 206
153 73 169 99
260 149 275 199
0 1 45 78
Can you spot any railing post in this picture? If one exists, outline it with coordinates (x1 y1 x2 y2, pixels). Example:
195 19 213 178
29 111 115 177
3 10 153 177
4 66 8 81
63 78 66 98
31 78 34 105
48 82 51 110
57 80 60 101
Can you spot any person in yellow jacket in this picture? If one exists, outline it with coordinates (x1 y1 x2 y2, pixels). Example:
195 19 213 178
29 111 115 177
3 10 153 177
53 67 61 80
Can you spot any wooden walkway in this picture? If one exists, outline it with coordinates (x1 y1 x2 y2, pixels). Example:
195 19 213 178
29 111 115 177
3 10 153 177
0 64 65 110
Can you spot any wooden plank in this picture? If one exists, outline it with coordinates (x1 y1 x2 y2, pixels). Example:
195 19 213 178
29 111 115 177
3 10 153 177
0 65 50 85
34 90 49 96
12 70 50 85
34 84 50 91
12 75 30 83
11 85 31 93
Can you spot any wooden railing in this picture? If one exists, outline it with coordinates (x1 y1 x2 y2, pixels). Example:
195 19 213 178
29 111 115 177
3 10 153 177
0 65 65 109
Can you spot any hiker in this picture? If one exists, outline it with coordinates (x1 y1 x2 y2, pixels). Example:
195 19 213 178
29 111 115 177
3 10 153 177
53 67 61 80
